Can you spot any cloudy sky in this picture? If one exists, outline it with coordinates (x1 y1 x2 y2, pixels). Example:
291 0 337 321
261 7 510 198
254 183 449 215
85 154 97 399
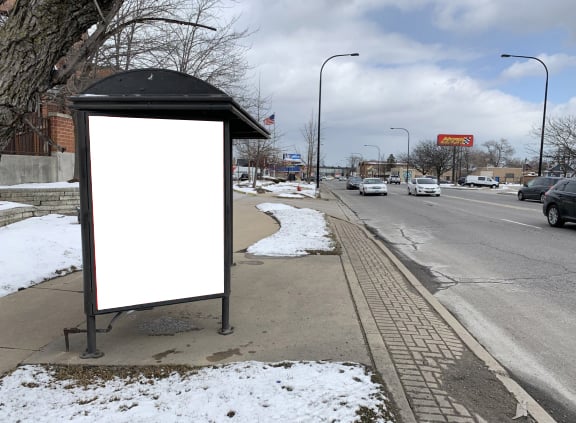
227 0 576 166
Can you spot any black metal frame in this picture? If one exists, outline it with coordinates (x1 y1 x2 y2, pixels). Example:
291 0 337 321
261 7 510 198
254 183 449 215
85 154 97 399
70 69 268 358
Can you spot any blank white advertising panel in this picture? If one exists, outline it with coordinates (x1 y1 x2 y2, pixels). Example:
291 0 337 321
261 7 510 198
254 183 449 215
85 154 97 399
88 116 224 311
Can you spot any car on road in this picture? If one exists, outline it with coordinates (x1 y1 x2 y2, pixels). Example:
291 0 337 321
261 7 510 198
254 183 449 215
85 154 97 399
408 177 441 196
518 176 564 203
359 178 387 196
463 175 499 188
346 176 363 190
542 178 576 227
388 175 401 184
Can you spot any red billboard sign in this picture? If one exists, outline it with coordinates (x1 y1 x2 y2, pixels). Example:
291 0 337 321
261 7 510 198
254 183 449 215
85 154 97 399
437 134 474 147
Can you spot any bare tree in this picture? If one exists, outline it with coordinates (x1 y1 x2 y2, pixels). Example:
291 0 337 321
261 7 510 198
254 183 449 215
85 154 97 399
347 154 362 176
91 0 252 99
482 139 515 167
234 138 278 185
301 113 317 182
410 140 453 179
537 115 576 174
93 0 182 71
144 1 252 96
232 80 278 187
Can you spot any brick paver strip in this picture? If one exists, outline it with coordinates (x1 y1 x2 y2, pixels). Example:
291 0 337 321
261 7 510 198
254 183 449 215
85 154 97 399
331 217 485 423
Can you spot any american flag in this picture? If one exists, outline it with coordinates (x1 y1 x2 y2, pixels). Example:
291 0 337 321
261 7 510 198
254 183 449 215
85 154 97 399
263 114 275 125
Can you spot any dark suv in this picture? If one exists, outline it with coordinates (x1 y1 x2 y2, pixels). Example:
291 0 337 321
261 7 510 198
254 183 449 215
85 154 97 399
346 176 362 190
542 179 576 227
518 176 564 203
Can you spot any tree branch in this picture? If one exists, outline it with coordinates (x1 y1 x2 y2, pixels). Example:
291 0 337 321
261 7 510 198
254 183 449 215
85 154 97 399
124 17 216 32
51 1 124 86
93 0 108 24
51 14 216 86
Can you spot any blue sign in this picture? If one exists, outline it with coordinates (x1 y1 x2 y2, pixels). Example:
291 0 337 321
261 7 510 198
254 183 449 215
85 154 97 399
278 166 301 172
283 153 301 162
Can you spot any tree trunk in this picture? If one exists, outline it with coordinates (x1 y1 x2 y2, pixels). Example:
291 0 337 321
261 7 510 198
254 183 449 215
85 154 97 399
0 0 121 153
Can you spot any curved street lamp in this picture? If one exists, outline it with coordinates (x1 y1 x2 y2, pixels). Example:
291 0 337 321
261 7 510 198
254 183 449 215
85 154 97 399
501 54 548 176
390 127 410 182
316 53 359 190
364 144 381 177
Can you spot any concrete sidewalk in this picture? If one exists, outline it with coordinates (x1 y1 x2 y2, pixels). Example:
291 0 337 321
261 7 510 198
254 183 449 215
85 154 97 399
0 189 555 423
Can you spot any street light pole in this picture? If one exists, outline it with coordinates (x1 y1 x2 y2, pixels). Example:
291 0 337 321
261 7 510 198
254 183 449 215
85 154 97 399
501 54 549 176
390 127 410 182
316 53 359 190
364 144 381 177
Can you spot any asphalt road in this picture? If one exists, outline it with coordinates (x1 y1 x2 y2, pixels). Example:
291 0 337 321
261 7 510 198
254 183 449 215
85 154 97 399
329 180 576 423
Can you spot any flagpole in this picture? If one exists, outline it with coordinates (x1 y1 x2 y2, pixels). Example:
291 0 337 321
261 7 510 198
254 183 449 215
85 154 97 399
273 119 276 177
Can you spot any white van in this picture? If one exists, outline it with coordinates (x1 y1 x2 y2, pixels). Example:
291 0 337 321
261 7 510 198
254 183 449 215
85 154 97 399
464 175 499 188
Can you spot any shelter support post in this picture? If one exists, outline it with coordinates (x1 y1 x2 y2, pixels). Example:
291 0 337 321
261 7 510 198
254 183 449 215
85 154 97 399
80 313 104 358
219 295 234 335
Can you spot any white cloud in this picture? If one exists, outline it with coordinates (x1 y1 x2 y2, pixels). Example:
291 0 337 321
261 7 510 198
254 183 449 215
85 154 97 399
432 0 500 32
431 0 576 34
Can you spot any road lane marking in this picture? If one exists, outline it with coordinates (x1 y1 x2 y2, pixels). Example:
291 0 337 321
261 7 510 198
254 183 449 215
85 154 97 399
500 219 541 229
441 194 540 212
407 193 544 228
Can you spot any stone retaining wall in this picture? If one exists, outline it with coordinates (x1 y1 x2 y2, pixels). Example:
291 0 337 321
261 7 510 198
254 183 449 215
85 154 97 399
0 186 80 227
0 206 37 227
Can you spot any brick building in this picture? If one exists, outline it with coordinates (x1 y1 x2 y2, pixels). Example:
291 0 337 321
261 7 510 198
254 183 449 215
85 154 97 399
0 100 76 185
